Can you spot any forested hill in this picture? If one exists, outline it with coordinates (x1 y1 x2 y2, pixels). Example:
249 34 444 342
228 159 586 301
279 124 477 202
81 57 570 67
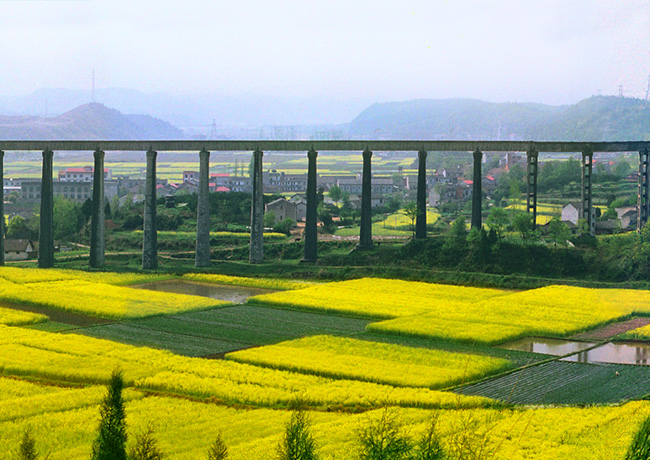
0 102 184 140
348 96 650 141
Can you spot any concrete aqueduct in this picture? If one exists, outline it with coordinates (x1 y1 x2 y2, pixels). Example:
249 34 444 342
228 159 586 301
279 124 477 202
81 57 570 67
0 140 648 269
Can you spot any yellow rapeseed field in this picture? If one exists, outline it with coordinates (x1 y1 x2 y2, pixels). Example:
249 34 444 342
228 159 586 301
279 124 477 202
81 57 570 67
0 325 488 410
226 335 511 388
0 375 648 460
251 279 650 344
0 304 47 326
0 266 173 285
0 278 224 319
182 273 314 290
249 278 507 319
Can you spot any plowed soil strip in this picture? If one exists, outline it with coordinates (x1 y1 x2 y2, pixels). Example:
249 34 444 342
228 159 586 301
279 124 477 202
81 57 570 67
571 317 650 341
454 360 650 405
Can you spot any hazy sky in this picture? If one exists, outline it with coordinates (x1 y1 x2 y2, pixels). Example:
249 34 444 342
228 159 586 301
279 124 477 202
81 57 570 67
1 0 649 105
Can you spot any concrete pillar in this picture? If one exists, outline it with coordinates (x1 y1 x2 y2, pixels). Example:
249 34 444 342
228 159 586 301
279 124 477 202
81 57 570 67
89 149 105 268
195 149 211 267
0 150 7 265
358 148 373 249
302 148 318 262
38 148 54 268
249 149 264 264
471 149 482 229
637 147 650 232
581 148 594 235
526 148 539 227
142 149 158 270
415 150 428 239
0 150 4 266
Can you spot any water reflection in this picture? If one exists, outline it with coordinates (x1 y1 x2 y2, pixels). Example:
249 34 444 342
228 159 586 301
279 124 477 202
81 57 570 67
563 342 650 365
499 337 597 356
131 280 275 303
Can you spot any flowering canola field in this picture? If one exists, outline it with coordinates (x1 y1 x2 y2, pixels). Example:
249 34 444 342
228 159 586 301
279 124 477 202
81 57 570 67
0 304 47 326
250 279 650 344
182 273 314 291
0 267 227 319
0 324 487 410
0 374 649 460
226 335 511 388
249 278 507 319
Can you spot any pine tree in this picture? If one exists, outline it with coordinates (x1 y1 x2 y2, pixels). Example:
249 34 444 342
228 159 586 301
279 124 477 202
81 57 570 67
91 370 127 460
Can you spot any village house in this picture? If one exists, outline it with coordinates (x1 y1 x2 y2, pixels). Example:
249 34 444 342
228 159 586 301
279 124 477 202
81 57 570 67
265 197 306 224
4 239 38 261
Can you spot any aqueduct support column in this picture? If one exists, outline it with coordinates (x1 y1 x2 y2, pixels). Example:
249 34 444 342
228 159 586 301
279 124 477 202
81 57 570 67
195 149 211 267
302 148 318 262
89 149 105 268
249 149 264 264
415 150 427 239
358 148 373 249
471 149 482 229
142 149 158 269
0 150 4 266
637 147 650 232
526 147 539 226
38 148 54 268
581 147 594 235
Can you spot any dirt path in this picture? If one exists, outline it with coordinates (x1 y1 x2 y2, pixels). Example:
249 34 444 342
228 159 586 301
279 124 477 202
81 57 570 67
571 317 650 341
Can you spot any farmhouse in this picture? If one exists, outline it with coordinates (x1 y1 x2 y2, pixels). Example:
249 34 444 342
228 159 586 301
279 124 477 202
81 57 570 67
4 239 38 261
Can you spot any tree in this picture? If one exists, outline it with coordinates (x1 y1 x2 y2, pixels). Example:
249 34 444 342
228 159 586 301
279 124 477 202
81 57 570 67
206 433 229 460
277 409 318 460
547 217 571 249
128 426 165 460
328 185 342 205
486 207 509 238
403 202 420 237
356 409 411 460
92 370 127 460
264 211 278 228
512 212 538 245
412 414 445 460
53 197 84 239
14 429 45 460
7 216 29 239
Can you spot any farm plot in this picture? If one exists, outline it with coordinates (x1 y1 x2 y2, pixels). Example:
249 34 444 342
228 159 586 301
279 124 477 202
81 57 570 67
2 375 650 460
249 278 507 319
0 277 225 319
256 280 650 344
226 335 512 388
0 266 173 285
455 360 650 405
0 325 488 409
72 305 371 356
0 304 47 326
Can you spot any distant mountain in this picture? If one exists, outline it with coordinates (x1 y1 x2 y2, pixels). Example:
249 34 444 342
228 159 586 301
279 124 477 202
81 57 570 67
0 103 184 140
349 96 650 141
0 88 373 128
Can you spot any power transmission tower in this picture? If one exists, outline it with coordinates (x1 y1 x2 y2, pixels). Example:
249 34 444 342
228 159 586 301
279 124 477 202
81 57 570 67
646 75 650 100
618 85 624 97
92 69 96 102
207 119 217 140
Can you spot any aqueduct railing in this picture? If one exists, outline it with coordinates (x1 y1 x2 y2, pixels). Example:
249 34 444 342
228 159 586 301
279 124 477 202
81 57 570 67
0 140 648 269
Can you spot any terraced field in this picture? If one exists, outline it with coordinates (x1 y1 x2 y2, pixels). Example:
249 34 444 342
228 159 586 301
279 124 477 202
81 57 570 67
72 305 370 356
455 360 650 405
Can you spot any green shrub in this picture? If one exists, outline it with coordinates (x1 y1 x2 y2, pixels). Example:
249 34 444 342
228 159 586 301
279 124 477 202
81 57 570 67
277 409 318 460
128 426 164 460
357 409 412 460
206 432 229 460
14 429 47 460
412 414 445 460
92 370 127 460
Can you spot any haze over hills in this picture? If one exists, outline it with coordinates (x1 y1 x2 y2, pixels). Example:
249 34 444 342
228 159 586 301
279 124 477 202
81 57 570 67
0 91 649 142
0 103 184 140
349 96 650 142
0 88 372 128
